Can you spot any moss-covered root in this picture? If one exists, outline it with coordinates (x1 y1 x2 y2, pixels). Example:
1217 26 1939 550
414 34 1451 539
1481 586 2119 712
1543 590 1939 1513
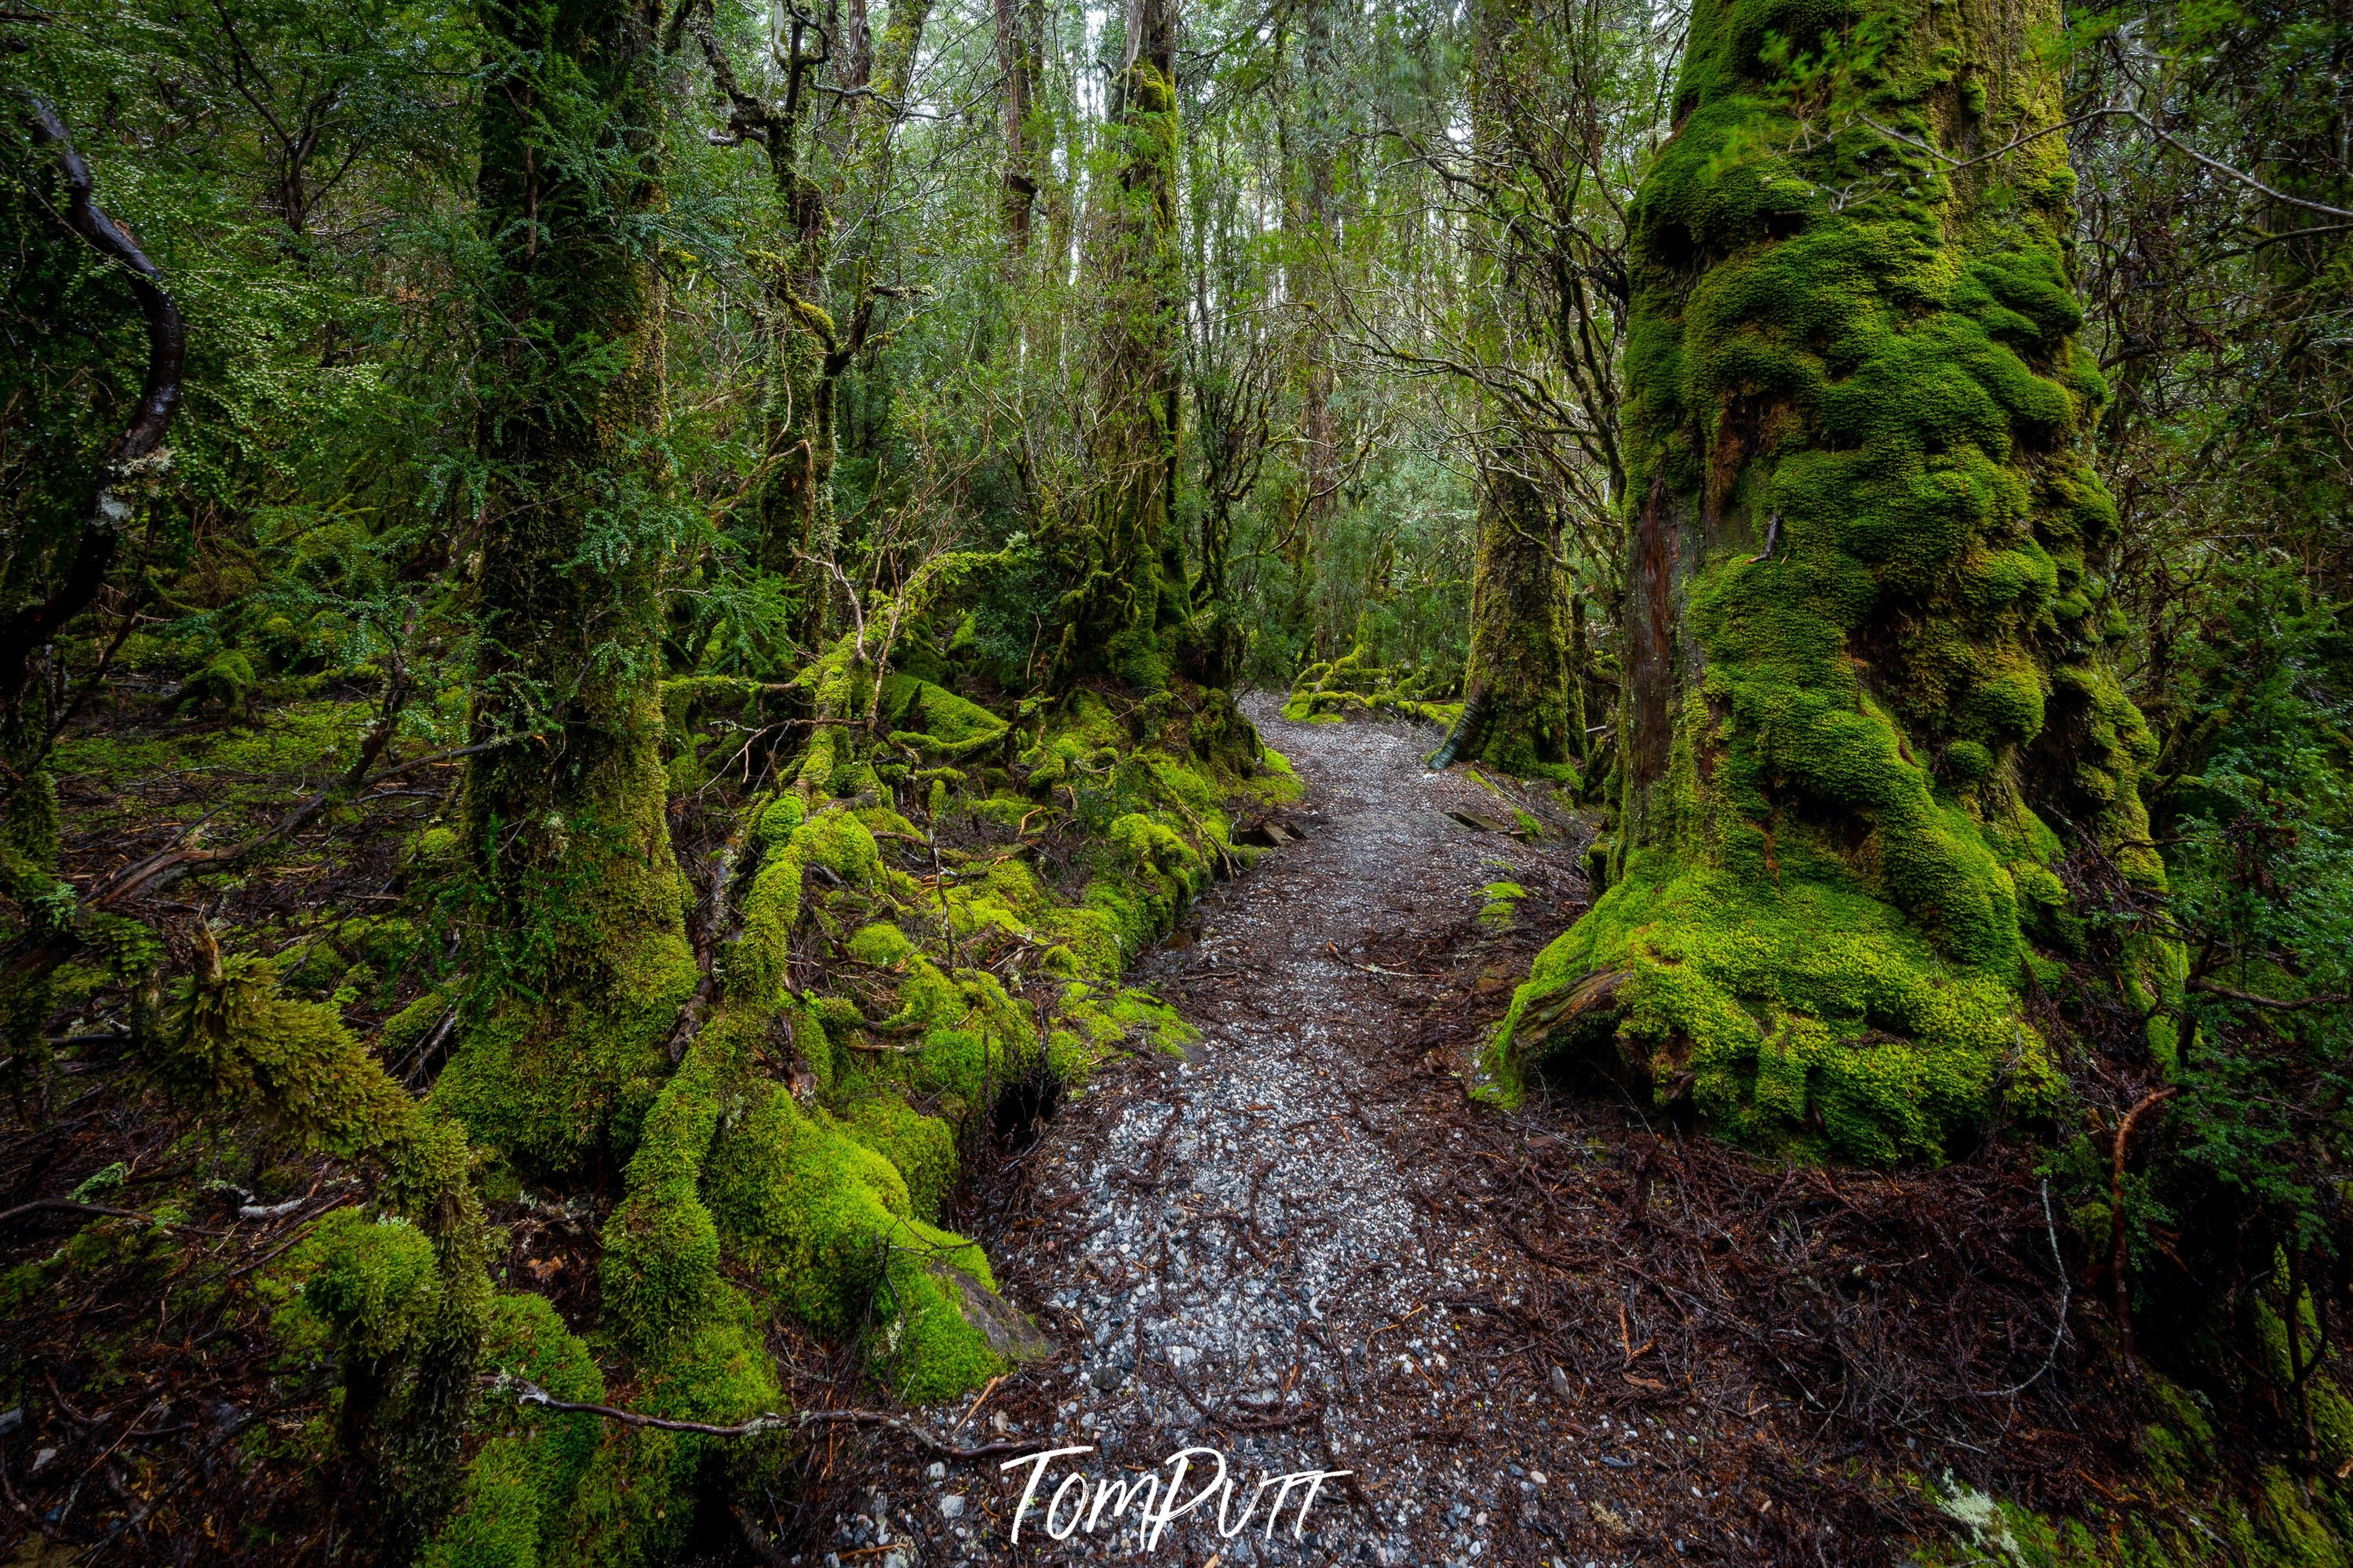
1485 0 2180 1160
595 794 1043 1438
1481 868 2063 1163
177 940 494 1555
421 1296 606 1568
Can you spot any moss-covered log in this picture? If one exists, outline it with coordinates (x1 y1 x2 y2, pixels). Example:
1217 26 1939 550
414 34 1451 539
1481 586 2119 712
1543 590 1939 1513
439 0 698 1173
1284 635 1459 729
1483 0 2179 1162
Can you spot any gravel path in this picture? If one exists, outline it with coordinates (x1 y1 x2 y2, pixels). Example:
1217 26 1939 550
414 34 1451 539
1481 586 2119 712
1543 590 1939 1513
792 703 2086 1568
804 697 1687 1568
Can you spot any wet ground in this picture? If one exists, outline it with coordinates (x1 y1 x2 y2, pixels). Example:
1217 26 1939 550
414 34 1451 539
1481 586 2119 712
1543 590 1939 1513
792 699 1796 1568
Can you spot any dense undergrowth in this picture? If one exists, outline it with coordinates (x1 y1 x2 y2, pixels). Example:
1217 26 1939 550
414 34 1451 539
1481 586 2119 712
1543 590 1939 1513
2 609 1295 1562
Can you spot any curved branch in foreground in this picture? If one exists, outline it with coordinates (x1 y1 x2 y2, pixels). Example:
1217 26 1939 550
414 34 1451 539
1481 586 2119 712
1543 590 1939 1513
0 100 187 705
497 1377 1036 1460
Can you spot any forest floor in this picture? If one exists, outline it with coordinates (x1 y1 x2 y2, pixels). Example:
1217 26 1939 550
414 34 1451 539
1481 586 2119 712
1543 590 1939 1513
2 689 2129 1567
785 698 2107 1568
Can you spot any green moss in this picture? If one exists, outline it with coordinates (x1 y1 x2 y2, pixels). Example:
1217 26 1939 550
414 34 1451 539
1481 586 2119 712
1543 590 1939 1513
591 783 1033 1408
1916 1404 2353 1568
424 1295 606 1568
1054 980 1194 1070
547 1312 777 1568
880 673 1011 757
752 792 803 844
964 791 1046 831
379 989 448 1058
1282 644 1461 729
546 663 1258 1448
847 921 916 969
1543 0 2180 1161
701 1082 1005 1388
292 1210 441 1362
170 951 424 1157
795 806 880 880
1482 864 2060 1163
841 1097 958 1221
435 925 698 1175
176 648 257 712
1477 882 1528 931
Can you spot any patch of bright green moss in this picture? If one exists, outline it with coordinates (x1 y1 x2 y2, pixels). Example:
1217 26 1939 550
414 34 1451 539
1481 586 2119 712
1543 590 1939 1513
1482 863 2060 1164
879 673 1010 758
1283 646 1459 729
842 1097 958 1222
424 1294 606 1568
434 926 698 1175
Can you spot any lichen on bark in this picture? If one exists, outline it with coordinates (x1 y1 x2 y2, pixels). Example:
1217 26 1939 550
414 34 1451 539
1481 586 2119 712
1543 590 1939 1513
1483 0 2178 1162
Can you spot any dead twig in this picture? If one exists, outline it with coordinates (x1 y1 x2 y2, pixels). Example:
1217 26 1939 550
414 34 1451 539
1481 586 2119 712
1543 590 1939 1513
499 1377 1034 1459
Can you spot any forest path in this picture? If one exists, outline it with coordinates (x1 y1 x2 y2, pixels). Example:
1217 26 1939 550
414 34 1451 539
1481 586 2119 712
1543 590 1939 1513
846 697 1649 1568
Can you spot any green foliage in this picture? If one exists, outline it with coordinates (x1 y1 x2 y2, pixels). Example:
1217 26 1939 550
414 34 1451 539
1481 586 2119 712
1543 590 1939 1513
2155 584 2353 1235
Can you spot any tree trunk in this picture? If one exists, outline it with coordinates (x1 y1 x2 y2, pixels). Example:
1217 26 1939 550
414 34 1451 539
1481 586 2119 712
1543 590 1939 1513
440 0 698 1173
1442 442 1576 777
1047 0 1193 689
1290 0 1340 661
0 104 185 1076
996 0 1043 256
765 0 931 634
1445 0 1577 777
1487 0 2178 1161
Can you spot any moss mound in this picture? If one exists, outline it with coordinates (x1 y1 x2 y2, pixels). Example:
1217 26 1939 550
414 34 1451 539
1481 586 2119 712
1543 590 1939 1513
1482 864 2061 1162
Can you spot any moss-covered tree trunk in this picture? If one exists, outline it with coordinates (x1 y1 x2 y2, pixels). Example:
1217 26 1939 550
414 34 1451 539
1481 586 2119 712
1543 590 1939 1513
439 0 698 1173
1434 0 1579 777
1486 0 2178 1162
732 16 840 611
1046 0 1196 689
1441 439 1578 776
